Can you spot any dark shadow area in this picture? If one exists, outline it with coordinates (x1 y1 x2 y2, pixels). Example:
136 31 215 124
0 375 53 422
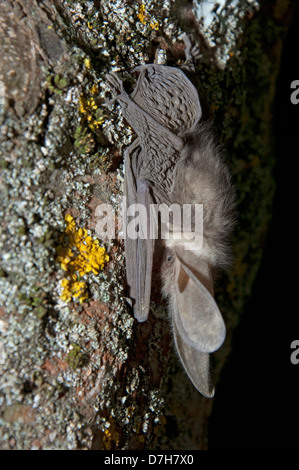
209 7 299 450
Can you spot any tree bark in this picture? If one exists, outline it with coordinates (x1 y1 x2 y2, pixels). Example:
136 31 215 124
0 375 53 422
0 0 295 450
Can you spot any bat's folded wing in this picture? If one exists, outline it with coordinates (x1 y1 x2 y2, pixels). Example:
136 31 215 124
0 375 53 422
124 143 156 322
131 64 202 134
134 179 156 322
105 69 188 153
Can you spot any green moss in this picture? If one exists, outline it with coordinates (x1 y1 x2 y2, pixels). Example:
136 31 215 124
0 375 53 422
17 226 27 236
0 159 9 169
46 74 68 95
33 305 48 319
37 231 53 248
67 343 88 369
74 125 95 155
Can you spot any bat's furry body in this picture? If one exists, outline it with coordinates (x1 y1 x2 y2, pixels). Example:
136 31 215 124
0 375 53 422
106 64 235 397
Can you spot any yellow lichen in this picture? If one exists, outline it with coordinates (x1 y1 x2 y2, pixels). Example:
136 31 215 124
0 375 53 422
149 20 159 31
90 84 99 95
84 58 91 69
57 214 109 304
60 278 88 304
102 418 120 450
79 85 104 130
137 4 159 30
137 4 146 24
79 95 97 114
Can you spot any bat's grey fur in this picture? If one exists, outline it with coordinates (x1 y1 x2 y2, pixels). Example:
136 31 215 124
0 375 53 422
106 63 235 397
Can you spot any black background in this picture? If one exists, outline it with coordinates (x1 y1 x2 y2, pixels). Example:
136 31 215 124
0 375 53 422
209 7 299 450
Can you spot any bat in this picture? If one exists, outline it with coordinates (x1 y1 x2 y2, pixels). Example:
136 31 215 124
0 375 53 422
105 64 235 397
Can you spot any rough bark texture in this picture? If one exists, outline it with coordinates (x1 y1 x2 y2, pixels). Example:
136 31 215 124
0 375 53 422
0 0 296 450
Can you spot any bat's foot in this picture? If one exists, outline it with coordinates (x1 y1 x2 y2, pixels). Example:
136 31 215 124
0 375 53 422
180 33 201 71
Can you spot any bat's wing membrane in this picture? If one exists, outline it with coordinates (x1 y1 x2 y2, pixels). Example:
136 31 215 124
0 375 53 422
106 64 202 154
131 64 202 134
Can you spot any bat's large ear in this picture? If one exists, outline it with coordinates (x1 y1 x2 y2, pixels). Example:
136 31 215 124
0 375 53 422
172 316 214 397
173 247 226 354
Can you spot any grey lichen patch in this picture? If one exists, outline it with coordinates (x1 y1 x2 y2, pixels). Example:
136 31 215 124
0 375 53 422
193 0 260 67
148 389 165 423
59 0 181 71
